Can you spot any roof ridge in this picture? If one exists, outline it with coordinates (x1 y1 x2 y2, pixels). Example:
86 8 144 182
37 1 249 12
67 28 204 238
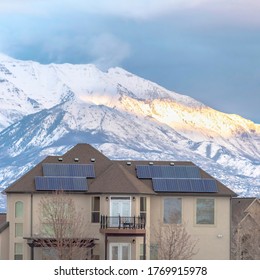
244 198 260 213
89 162 136 187
88 161 114 185
116 163 150 192
3 156 52 194
89 162 155 194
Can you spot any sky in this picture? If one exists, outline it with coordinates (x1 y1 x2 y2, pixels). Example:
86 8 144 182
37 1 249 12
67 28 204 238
0 0 259 123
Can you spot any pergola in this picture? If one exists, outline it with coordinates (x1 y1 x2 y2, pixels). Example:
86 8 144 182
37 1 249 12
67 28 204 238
24 237 97 260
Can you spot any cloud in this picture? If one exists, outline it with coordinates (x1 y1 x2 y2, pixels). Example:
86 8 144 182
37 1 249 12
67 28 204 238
1 0 260 25
88 33 131 70
0 0 46 14
96 0 260 21
0 0 199 16
194 0 260 26
73 0 203 19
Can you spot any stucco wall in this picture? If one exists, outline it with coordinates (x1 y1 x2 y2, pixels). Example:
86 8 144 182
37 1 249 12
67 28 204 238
6 193 231 260
0 225 9 260
150 195 231 259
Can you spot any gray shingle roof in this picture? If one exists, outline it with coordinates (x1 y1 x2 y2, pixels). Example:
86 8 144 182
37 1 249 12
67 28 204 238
4 143 237 197
0 213 8 234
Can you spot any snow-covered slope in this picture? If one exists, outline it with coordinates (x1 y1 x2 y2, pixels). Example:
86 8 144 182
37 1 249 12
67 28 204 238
0 54 259 210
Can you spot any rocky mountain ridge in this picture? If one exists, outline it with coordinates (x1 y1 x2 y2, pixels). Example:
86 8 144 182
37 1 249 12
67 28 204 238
0 54 259 210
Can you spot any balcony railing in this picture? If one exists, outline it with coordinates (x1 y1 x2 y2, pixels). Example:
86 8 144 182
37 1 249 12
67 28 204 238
100 215 145 230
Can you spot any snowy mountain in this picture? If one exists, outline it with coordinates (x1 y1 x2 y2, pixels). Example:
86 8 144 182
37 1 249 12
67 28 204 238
0 54 259 210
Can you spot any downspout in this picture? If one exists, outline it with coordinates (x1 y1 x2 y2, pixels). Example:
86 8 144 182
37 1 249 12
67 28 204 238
30 193 34 260
143 233 146 260
229 196 232 260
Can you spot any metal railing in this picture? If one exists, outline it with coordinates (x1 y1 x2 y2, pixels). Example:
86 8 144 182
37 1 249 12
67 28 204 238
100 215 145 230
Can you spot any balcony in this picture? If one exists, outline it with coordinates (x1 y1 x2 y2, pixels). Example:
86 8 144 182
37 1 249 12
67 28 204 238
100 215 146 235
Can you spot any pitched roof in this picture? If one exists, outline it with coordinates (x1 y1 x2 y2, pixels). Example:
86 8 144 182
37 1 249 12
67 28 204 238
0 213 9 234
0 213 6 225
115 160 236 197
244 198 260 213
4 143 237 197
4 143 112 193
232 197 256 227
88 162 155 194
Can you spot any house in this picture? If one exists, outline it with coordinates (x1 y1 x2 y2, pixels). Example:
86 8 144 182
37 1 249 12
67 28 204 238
0 143 237 260
231 197 260 259
0 213 9 260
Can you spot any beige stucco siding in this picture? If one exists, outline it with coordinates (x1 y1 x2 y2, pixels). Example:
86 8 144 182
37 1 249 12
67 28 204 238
0 226 9 259
7 194 31 259
150 195 231 260
6 193 231 260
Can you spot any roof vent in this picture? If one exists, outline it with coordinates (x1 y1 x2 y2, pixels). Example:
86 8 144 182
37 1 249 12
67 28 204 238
149 162 154 165
58 157 63 162
74 158 79 162
90 158 96 162
126 162 132 166
170 162 175 166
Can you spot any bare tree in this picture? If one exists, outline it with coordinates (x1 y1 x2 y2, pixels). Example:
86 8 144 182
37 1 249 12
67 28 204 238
232 217 260 260
231 199 260 260
153 222 198 260
38 191 94 260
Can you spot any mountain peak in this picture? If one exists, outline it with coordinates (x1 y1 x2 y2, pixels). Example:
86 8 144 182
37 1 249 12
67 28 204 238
0 55 259 210
0 53 14 62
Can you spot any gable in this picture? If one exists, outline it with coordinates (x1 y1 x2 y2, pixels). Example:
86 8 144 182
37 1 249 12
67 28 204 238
88 162 155 194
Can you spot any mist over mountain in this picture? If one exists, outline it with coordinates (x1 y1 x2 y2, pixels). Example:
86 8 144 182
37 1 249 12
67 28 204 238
0 53 259 210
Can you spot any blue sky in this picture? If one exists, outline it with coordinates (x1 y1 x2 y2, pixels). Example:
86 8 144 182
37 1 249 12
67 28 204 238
0 0 259 123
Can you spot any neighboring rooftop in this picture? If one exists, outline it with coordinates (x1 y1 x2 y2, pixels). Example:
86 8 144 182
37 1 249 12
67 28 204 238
0 213 6 225
232 197 260 227
0 213 8 234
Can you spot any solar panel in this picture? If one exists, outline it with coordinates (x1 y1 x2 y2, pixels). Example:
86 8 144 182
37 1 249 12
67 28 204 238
42 164 95 178
161 166 176 178
136 165 151 178
174 166 188 178
35 176 88 191
186 166 201 178
202 179 218 192
152 178 218 193
178 179 193 192
136 165 201 179
151 166 163 178
190 179 204 191
152 178 166 191
153 178 179 192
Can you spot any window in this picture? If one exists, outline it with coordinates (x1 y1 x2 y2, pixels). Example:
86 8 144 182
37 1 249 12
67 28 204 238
41 223 55 237
41 200 72 237
163 198 182 224
15 201 23 218
140 197 147 220
15 223 23 237
42 248 59 260
91 197 100 223
196 198 215 225
14 243 23 260
109 243 131 260
150 244 158 260
139 244 145 260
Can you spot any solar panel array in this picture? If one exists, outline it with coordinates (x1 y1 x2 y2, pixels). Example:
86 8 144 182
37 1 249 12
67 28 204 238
136 165 201 179
152 178 218 193
136 164 218 193
35 176 88 191
34 163 95 191
42 163 95 178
